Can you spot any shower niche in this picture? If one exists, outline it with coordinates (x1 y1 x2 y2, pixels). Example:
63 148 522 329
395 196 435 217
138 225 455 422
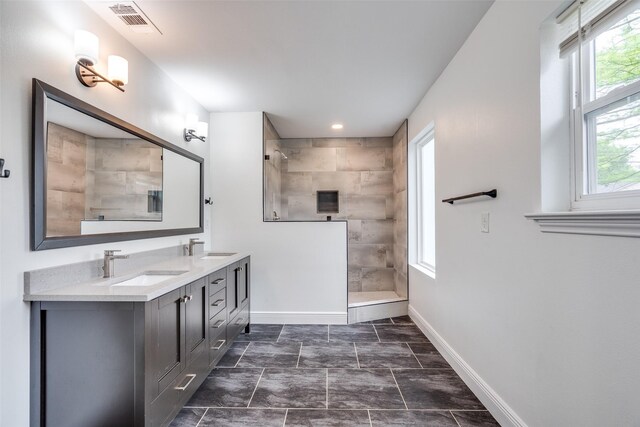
262 113 408 319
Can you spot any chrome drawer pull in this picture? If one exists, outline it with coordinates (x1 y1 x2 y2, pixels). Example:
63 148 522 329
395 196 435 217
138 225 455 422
175 374 196 391
181 295 193 303
235 317 243 324
211 339 226 350
211 299 224 306
211 278 225 285
211 319 225 328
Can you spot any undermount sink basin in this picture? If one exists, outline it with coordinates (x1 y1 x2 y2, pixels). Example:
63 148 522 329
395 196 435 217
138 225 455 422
200 252 237 260
111 270 188 287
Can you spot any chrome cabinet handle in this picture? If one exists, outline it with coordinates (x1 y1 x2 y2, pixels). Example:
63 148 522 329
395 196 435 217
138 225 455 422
175 374 196 391
211 339 226 350
211 299 224 306
211 319 225 328
235 266 243 272
211 278 225 285
235 317 244 324
181 295 193 303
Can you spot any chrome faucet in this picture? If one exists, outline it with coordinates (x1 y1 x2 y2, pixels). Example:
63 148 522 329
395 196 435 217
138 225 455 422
272 210 280 221
103 250 129 278
186 238 205 256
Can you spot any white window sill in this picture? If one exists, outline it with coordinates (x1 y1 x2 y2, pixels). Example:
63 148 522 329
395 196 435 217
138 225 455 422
525 210 640 238
410 263 436 279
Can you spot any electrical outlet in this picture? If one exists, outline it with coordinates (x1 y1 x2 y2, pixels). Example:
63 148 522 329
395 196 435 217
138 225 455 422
480 212 490 233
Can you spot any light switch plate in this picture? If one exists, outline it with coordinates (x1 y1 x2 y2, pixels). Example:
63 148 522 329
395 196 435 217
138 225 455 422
481 212 490 233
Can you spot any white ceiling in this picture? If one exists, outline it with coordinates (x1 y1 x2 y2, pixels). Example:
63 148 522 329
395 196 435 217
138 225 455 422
87 1 492 138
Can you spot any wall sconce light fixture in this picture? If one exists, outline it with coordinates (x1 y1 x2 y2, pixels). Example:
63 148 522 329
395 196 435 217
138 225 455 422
184 114 209 142
74 30 128 92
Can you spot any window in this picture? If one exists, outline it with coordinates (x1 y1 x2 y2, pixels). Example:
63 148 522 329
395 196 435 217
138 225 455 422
567 0 640 210
415 127 435 274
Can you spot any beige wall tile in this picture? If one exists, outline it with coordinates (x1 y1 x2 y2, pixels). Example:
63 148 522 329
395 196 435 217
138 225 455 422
311 171 361 194
361 171 393 195
282 173 313 195
337 147 390 171
363 137 393 148
361 268 395 292
348 244 387 268
345 195 387 220
348 220 362 243
361 220 394 244
285 147 337 172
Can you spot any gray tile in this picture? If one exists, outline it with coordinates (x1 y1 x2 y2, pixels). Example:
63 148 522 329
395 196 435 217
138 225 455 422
408 343 452 369
354 318 393 325
369 410 458 426
355 342 421 368
391 315 414 325
199 408 286 426
298 342 358 368
327 368 405 409
237 342 301 368
169 408 206 427
329 325 379 342
281 139 313 148
285 409 370 426
374 325 429 343
186 368 262 407
287 195 319 220
236 324 283 342
393 369 485 410
250 368 327 409
279 325 329 343
217 341 251 367
348 267 362 292
451 411 500 427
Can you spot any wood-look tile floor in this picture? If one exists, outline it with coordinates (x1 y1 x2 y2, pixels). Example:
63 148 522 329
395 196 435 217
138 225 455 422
170 317 500 426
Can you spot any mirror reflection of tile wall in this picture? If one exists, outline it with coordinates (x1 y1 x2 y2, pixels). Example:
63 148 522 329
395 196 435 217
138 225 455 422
46 122 163 238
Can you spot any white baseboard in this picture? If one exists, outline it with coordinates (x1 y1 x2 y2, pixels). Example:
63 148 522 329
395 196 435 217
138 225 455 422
251 311 348 324
408 305 527 427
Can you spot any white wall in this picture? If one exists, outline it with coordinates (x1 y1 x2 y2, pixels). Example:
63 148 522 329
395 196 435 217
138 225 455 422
407 2 640 426
0 2 210 425
210 112 348 324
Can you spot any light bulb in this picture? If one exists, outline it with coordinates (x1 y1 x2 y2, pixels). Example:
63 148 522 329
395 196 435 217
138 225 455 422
74 30 99 66
107 55 128 86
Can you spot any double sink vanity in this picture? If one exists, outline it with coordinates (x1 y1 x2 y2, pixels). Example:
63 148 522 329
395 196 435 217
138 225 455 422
24 248 251 427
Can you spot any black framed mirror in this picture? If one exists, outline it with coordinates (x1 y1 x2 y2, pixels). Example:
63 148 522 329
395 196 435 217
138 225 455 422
31 79 204 250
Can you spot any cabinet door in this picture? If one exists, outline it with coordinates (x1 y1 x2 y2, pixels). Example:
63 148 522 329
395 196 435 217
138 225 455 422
227 263 239 319
150 287 186 396
238 257 250 309
185 277 208 365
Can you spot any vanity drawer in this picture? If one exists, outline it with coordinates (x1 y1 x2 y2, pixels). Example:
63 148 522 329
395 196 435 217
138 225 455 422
228 305 249 342
209 288 226 319
209 307 227 337
208 269 227 295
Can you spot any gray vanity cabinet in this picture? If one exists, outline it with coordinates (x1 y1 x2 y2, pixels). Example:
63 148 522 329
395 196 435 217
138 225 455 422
227 257 251 340
185 277 208 364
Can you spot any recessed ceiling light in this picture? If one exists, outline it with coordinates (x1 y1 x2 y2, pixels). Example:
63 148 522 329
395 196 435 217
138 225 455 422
331 123 343 130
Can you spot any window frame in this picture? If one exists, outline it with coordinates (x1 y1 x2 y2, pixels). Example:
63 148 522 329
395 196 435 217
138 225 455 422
570 6 640 211
414 126 436 276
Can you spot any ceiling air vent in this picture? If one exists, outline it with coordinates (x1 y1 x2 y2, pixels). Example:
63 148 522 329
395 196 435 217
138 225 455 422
107 2 162 35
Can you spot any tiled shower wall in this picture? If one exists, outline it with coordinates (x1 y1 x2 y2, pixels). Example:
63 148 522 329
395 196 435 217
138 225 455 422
278 137 396 293
392 121 408 299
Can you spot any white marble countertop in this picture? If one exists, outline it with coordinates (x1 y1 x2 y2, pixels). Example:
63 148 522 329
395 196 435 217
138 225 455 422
24 252 249 302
